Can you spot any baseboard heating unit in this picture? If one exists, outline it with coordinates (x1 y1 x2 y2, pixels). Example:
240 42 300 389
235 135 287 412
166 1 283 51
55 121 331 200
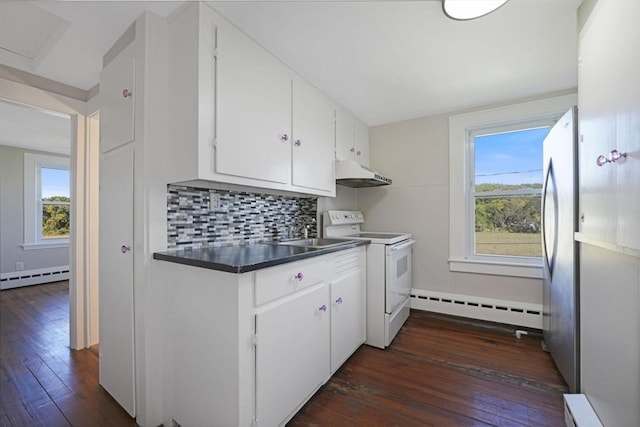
564 394 603 427
0 266 70 290
409 289 543 329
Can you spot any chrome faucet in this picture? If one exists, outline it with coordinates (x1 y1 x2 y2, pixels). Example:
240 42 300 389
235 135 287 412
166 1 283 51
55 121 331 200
288 217 316 240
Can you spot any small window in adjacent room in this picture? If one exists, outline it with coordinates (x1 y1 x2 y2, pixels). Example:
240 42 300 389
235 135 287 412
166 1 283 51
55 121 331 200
23 153 71 249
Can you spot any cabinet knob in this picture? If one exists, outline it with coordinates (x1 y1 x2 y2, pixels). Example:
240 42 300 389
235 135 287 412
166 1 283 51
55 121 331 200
335 297 343 305
280 134 289 142
596 149 627 166
294 139 302 147
350 147 355 153
120 245 130 254
293 272 304 281
318 305 327 313
122 89 132 98
356 150 361 156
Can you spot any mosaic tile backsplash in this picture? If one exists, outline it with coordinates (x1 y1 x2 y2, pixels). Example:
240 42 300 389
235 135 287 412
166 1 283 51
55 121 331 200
167 185 318 249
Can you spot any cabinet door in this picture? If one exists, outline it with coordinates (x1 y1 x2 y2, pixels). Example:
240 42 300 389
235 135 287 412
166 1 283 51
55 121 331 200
292 79 335 191
335 106 355 162
100 43 135 153
354 118 370 167
99 145 135 416
330 269 365 372
215 19 292 184
579 0 640 250
255 285 330 426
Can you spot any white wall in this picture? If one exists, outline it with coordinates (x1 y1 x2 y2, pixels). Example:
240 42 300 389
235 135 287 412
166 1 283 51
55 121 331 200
0 145 70 275
359 106 548 305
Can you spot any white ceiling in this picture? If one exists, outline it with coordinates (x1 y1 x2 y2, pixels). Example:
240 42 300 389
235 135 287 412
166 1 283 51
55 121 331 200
0 100 71 154
0 0 579 131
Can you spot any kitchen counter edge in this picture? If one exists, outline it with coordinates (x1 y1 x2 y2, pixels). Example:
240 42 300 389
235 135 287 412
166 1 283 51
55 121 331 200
152 240 370 274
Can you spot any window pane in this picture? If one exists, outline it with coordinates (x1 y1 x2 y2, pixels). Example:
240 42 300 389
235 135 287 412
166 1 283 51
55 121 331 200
42 205 70 238
474 196 542 257
473 127 548 258
474 127 548 186
41 167 70 239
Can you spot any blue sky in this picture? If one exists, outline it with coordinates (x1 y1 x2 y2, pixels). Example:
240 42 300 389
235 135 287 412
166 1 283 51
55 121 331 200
42 167 70 199
474 127 549 185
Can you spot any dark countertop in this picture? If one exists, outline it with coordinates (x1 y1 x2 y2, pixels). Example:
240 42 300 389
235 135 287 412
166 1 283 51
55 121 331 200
153 240 369 273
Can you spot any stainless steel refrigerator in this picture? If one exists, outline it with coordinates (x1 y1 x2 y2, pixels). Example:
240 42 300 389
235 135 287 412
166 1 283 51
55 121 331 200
541 106 579 392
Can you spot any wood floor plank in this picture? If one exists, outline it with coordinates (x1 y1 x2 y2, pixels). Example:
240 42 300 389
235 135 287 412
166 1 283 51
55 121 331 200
289 310 568 426
0 282 135 427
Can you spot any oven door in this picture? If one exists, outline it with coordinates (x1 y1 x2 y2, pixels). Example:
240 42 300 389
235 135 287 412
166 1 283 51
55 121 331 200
385 239 415 314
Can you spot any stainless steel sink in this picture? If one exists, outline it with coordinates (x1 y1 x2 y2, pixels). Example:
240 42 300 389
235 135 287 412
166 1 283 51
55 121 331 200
273 238 352 249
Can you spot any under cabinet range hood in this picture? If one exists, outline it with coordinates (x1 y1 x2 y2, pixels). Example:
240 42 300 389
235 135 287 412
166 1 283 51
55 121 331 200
335 159 392 188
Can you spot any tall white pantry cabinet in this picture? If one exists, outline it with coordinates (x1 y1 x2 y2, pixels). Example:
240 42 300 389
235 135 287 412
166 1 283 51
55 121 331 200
576 1 640 427
98 11 171 426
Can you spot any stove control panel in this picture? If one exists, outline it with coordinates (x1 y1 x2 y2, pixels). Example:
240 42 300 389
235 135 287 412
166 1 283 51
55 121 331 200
324 210 365 225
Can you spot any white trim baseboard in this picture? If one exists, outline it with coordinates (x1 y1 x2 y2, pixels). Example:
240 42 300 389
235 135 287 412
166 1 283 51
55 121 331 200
409 288 543 329
0 265 70 290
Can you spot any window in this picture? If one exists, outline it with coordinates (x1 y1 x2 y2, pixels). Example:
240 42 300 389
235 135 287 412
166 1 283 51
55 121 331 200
471 125 550 258
449 94 576 278
24 153 71 249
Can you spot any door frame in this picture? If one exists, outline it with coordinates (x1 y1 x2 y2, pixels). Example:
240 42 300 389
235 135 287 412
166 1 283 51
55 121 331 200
1 77 91 350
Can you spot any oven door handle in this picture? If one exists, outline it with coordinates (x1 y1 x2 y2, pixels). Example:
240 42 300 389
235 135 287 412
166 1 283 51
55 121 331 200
389 239 416 252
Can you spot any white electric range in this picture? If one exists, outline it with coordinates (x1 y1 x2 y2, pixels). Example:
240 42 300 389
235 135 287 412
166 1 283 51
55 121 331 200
323 210 415 348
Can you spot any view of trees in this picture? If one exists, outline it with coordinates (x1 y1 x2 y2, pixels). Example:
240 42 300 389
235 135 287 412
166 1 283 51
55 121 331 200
42 196 70 238
475 183 542 233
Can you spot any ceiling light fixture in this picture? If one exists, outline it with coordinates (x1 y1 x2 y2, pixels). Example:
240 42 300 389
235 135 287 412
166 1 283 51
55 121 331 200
442 0 509 20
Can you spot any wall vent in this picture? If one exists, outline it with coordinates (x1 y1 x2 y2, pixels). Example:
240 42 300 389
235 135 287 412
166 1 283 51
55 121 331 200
410 289 543 329
0 265 69 290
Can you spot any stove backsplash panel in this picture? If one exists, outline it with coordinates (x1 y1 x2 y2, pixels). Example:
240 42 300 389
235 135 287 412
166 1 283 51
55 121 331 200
167 185 318 249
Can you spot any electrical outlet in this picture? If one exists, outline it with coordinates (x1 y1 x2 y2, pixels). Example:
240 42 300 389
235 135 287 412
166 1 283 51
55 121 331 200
209 193 220 211
16 261 24 271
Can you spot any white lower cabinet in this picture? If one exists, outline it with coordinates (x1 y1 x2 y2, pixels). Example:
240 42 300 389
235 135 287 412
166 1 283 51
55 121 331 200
156 246 366 427
255 284 330 426
330 268 365 373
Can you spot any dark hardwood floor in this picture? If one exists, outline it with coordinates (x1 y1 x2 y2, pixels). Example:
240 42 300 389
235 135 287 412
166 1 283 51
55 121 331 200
2 281 567 426
0 281 136 427
289 311 568 426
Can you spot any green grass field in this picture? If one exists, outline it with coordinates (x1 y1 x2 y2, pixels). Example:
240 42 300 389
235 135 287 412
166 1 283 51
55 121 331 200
475 231 542 257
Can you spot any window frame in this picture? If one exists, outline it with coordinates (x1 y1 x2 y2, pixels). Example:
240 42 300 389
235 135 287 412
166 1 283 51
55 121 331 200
448 94 576 278
23 153 71 250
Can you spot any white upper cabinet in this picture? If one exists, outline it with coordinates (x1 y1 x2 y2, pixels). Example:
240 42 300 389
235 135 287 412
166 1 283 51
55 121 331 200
166 3 337 197
292 77 335 192
335 105 370 167
578 0 640 252
215 17 292 184
99 42 135 153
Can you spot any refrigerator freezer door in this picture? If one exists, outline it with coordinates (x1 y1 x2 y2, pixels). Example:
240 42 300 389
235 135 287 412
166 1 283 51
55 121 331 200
542 106 579 392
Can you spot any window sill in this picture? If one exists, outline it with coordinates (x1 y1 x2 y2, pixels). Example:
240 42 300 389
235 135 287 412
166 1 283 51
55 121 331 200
449 258 542 279
22 241 70 251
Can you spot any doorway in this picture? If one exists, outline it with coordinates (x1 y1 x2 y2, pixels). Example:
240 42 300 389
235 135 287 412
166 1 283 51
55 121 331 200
0 79 96 350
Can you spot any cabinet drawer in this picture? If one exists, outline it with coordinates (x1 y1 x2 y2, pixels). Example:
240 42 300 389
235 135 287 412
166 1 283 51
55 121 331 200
255 257 326 306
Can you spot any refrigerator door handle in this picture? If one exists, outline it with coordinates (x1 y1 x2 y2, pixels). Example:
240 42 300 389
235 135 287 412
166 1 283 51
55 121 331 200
541 159 559 278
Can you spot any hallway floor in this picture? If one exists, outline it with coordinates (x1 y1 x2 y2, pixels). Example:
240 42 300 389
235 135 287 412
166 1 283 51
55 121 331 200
0 281 136 426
